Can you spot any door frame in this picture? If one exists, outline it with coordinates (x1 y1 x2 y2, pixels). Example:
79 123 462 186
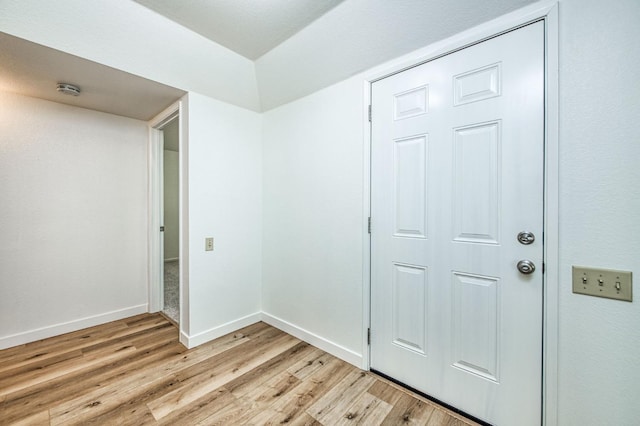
361 2 559 425
148 100 184 323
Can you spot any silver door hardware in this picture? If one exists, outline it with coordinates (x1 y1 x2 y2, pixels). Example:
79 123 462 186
160 226 165 232
517 231 535 245
517 260 536 274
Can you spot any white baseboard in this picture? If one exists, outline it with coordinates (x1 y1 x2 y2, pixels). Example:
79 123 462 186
0 304 148 350
180 312 262 349
2 308 365 371
261 312 363 368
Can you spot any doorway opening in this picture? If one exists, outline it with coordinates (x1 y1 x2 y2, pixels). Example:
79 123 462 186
149 102 182 328
161 117 180 323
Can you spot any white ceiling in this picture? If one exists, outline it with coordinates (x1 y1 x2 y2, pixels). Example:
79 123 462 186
133 0 346 60
0 32 186 121
0 0 539 114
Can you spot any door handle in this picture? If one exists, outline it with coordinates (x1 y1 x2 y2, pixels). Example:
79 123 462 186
517 260 536 274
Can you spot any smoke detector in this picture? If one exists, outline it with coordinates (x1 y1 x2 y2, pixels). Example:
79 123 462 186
56 83 81 96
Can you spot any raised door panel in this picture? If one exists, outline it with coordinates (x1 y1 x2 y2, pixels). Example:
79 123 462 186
394 85 429 120
453 63 501 106
392 263 428 355
451 272 500 382
452 121 501 244
393 135 428 239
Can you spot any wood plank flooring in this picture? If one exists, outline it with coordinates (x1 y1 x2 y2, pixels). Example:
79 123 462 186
0 314 479 425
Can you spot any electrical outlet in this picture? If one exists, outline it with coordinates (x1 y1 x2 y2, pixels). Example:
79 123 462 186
572 266 632 302
205 237 214 251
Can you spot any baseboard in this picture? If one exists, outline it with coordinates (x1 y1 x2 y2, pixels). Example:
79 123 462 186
0 304 148 350
164 258 179 262
3 308 365 370
261 312 363 368
180 312 262 349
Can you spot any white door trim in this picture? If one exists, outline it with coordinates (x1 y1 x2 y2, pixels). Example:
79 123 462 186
361 2 559 425
148 100 188 345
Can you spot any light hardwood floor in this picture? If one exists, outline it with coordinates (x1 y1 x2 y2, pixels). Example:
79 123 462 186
0 314 479 425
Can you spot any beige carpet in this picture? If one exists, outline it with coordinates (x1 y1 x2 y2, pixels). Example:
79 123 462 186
163 260 179 323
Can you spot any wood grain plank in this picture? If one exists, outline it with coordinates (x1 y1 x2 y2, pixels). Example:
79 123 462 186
287 348 333 380
307 370 377 424
156 387 237 426
194 398 250 425
0 319 128 363
289 412 323 426
0 330 181 424
367 380 406 406
0 315 479 426
336 391 393 425
427 407 469 425
381 393 436 425
0 313 160 366
147 332 300 420
240 355 353 425
225 341 313 398
0 344 137 398
234 370 300 414
8 409 50 426
0 315 168 374
81 403 158 426
48 329 254 425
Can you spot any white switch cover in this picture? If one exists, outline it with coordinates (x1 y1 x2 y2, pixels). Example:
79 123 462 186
205 237 214 251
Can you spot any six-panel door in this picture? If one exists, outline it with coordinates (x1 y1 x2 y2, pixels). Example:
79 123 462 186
370 21 544 425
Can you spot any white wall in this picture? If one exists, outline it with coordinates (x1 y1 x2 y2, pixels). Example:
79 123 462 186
557 0 640 424
163 150 179 261
183 93 262 346
261 1 640 424
0 91 148 349
262 76 365 364
163 117 180 261
0 0 260 111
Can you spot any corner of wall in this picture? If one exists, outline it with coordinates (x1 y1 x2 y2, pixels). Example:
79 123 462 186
179 312 262 349
261 311 364 369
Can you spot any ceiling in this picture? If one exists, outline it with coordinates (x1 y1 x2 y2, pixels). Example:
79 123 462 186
133 0 346 60
0 32 186 121
0 0 538 114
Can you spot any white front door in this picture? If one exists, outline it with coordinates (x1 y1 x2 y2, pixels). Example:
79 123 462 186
370 22 544 425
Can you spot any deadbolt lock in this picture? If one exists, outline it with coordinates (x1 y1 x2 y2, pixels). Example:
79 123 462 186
517 231 535 245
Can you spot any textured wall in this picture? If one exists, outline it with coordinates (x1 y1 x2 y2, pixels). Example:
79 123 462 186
262 76 364 361
163 150 179 261
557 0 640 424
185 93 263 341
0 91 148 348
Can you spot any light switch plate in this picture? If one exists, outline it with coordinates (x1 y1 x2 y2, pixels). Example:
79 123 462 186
205 237 214 251
572 266 632 302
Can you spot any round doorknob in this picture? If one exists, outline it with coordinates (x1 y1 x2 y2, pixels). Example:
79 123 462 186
517 260 536 274
517 231 535 245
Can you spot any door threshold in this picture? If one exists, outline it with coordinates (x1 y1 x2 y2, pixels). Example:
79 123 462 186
159 311 179 328
370 369 491 426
